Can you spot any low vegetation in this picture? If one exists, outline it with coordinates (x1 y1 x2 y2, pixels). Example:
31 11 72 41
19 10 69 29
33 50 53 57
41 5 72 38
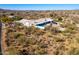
1 9 79 55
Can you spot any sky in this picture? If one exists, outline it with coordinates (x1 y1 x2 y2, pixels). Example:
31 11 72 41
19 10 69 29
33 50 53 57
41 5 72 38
0 4 79 10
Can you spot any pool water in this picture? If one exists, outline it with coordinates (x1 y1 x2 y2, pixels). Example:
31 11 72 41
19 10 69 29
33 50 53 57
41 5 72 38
35 21 50 29
35 26 45 29
36 21 51 26
35 21 57 29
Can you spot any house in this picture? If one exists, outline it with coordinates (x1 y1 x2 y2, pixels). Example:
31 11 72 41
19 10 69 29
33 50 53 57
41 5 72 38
16 18 59 29
16 19 35 27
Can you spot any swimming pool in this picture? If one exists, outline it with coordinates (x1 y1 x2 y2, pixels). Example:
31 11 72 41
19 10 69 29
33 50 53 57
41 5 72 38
35 21 57 29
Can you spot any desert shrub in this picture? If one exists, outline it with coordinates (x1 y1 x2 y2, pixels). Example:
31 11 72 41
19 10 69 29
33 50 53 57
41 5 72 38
50 27 60 34
39 43 48 48
14 32 24 39
35 49 47 55
8 46 18 55
25 37 37 45
76 38 79 43
12 16 22 21
1 17 13 23
17 35 26 44
69 47 79 55
54 17 63 22
58 17 63 21
17 49 29 55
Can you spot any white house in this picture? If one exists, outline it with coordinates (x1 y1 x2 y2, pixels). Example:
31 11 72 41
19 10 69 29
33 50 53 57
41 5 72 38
16 18 59 29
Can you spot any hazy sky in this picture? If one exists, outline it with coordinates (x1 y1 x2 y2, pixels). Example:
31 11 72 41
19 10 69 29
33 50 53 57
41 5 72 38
0 4 79 10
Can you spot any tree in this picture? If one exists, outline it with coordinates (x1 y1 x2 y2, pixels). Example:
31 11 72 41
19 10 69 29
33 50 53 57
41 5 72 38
10 13 14 16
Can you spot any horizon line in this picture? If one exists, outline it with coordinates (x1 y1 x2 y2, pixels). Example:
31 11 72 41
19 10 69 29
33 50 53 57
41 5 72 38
0 4 79 10
1 8 79 11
